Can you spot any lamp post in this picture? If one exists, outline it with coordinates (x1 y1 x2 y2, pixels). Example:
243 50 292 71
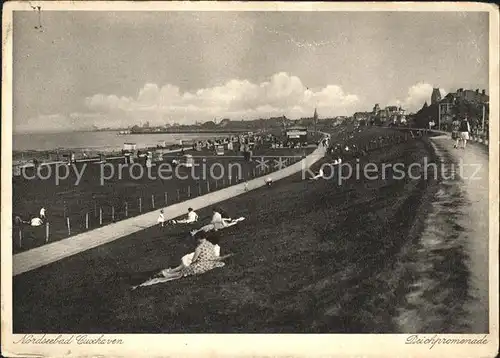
438 103 441 131
482 103 486 135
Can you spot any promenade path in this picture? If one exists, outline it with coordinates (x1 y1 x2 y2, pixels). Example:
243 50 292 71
425 134 494 332
13 146 326 276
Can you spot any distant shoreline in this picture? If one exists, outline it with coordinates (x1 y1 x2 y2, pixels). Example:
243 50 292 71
120 128 274 135
11 129 286 163
119 129 263 135
12 130 266 153
13 128 255 135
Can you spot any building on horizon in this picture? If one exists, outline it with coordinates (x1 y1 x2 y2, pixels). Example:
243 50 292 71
438 87 489 108
361 104 406 126
414 87 489 131
431 88 442 105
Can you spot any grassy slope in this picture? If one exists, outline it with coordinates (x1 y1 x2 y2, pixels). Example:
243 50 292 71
13 127 437 333
13 147 311 251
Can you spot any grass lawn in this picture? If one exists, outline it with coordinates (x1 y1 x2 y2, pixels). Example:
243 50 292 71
13 146 312 252
13 127 438 333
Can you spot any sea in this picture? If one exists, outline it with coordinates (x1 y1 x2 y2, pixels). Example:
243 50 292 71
13 131 237 152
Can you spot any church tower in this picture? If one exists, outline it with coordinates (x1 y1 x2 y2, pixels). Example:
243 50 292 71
431 88 442 105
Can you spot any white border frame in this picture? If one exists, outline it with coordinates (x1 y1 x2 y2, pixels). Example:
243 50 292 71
2 2 499 357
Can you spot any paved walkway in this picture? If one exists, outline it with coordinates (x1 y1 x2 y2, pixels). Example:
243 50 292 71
13 146 326 276
429 134 495 333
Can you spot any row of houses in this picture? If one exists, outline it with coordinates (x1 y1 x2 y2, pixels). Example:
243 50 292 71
352 104 407 126
218 109 347 131
431 87 489 105
414 87 489 131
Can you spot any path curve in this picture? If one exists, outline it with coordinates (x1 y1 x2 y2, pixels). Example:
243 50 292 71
395 134 494 333
431 136 490 332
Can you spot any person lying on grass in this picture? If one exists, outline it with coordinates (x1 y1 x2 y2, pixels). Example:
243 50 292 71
216 206 232 221
189 207 244 237
309 167 325 180
132 232 232 290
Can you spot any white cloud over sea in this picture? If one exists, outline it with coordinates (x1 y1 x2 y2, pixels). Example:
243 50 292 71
84 72 360 126
14 77 451 134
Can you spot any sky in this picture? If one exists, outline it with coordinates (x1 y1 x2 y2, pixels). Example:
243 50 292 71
12 10 489 133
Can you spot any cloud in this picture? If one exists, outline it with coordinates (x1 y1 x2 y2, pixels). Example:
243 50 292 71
84 72 361 126
16 73 361 132
392 83 447 112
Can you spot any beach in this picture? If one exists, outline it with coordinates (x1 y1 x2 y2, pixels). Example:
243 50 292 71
12 130 254 161
12 143 314 252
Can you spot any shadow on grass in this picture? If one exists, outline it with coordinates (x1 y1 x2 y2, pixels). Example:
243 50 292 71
114 269 163 286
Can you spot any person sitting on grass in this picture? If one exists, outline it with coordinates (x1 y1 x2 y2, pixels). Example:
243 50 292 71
171 207 199 225
164 232 222 275
332 157 342 165
30 217 44 227
189 208 244 237
132 232 231 289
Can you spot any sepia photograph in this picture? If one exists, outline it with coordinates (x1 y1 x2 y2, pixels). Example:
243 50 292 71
1 2 498 357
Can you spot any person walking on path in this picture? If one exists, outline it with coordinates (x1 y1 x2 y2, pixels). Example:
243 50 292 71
452 117 460 148
39 207 46 220
457 116 471 149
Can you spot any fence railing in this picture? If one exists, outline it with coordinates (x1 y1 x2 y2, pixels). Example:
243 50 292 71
13 153 305 253
395 126 490 146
